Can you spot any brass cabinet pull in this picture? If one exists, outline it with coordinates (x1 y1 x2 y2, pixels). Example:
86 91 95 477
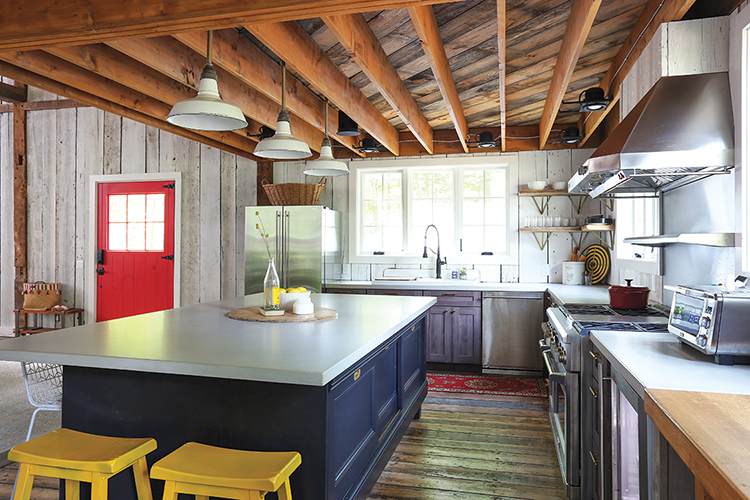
386 291 399 295
590 350 601 359
353 369 361 381
453 309 457 313
411 325 415 331
443 292 458 296
590 451 599 466
590 386 598 398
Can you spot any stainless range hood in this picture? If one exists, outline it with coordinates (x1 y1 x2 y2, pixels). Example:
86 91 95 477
568 72 734 198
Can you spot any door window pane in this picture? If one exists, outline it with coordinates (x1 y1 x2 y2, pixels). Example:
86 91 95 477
108 193 166 251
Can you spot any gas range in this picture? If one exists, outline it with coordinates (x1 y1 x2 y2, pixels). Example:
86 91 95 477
545 302 670 373
541 301 671 500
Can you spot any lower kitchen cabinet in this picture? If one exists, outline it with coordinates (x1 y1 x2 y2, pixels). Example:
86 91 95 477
424 291 482 364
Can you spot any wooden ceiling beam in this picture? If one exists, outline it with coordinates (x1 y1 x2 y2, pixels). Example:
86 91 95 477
0 50 258 157
0 59 255 159
538 0 602 149
323 13 434 154
497 0 507 151
578 0 698 144
44 42 327 154
0 0 466 52
408 5 468 153
249 22 400 156
0 80 26 102
169 30 363 157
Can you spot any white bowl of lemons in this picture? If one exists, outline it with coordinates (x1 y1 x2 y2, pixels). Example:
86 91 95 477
279 287 311 312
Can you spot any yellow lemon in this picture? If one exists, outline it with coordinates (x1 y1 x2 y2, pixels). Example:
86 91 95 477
298 287 307 293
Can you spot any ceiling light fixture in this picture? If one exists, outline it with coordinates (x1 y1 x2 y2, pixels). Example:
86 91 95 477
577 87 611 112
357 137 381 154
466 131 498 148
560 126 584 144
253 61 312 160
249 126 275 140
303 98 350 176
336 110 360 136
167 31 248 131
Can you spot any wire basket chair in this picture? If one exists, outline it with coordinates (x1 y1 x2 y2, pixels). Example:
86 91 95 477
20 362 62 441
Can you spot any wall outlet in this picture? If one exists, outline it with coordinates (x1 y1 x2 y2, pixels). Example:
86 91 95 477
541 264 550 275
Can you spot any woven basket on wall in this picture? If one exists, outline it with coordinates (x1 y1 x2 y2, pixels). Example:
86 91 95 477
261 177 327 206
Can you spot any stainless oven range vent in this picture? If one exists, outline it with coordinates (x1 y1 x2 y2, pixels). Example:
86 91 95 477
568 72 734 198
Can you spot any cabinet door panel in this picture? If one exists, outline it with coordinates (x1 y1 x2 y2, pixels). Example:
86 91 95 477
453 307 482 364
330 363 377 500
400 320 425 407
426 307 452 363
374 341 398 436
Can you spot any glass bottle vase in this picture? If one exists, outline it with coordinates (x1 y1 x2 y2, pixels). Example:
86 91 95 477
263 258 281 309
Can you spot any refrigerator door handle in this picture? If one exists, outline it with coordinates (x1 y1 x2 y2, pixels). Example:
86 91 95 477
284 210 291 289
275 211 282 277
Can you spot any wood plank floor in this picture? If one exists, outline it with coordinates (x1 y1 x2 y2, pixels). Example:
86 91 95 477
0 392 564 500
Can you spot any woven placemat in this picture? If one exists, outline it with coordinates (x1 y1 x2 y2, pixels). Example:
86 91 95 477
226 306 337 323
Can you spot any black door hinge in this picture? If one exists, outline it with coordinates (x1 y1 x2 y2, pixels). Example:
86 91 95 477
161 255 174 261
163 183 175 189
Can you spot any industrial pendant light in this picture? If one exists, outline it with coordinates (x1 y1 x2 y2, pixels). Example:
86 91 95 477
303 99 349 176
167 31 248 131
253 61 312 160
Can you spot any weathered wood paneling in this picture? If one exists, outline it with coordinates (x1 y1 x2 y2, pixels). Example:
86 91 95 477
0 112 13 328
0 93 256 330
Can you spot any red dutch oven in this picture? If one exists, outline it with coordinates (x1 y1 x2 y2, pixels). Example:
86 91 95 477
608 279 650 309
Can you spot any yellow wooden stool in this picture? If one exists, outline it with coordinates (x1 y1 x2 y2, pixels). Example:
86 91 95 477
150 442 301 500
8 428 157 500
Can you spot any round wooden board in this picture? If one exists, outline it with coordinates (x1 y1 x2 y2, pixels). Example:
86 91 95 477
226 306 338 323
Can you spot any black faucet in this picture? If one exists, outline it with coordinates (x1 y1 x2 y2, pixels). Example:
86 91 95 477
423 224 447 279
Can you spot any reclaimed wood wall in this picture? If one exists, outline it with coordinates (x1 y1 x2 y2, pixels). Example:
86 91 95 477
276 148 598 284
0 87 256 330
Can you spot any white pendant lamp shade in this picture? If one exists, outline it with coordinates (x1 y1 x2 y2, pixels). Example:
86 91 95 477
304 138 349 176
253 110 312 159
303 99 349 176
166 31 247 131
253 61 312 160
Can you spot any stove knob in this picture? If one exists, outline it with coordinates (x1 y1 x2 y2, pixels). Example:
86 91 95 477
700 316 711 329
696 334 708 347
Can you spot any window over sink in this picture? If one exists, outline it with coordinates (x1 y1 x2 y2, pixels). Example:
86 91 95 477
349 156 518 265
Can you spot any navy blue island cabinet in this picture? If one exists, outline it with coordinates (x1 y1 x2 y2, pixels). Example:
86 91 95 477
61 314 427 500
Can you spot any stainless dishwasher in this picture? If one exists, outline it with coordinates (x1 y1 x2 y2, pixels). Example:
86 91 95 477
482 291 545 373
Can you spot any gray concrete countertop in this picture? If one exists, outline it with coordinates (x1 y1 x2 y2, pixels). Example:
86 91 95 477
326 280 611 305
591 331 750 398
0 293 436 387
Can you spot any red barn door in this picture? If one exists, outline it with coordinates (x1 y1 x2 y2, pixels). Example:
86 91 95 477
96 181 175 322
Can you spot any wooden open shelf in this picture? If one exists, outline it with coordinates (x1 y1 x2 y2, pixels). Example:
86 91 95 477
519 188 614 213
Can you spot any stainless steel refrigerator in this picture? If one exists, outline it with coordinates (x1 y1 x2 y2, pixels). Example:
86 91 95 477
244 206 342 294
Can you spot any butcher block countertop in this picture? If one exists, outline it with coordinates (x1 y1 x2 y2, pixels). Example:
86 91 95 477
645 389 750 500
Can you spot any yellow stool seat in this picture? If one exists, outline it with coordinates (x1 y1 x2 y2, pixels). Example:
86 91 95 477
150 442 301 500
8 428 156 500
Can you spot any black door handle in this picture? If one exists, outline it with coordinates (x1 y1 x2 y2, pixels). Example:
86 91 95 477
97 267 104 275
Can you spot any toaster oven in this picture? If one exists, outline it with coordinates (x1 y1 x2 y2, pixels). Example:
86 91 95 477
668 285 750 365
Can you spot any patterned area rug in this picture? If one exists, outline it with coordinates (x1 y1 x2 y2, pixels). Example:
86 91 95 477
427 372 548 398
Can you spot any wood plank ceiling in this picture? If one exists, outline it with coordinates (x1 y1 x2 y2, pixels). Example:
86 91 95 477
0 0 732 160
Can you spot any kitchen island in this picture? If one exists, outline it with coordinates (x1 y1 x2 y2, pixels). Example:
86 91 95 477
0 293 436 500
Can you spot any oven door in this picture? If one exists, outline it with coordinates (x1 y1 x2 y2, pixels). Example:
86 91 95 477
541 340 580 498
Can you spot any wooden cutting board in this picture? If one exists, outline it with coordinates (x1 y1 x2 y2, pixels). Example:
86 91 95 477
226 306 338 323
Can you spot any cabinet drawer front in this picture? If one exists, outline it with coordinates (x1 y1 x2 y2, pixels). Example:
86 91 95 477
367 289 423 296
326 288 367 294
424 290 481 306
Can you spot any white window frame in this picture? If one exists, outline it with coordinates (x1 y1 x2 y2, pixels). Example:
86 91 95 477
740 12 750 272
614 195 661 275
348 155 518 265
